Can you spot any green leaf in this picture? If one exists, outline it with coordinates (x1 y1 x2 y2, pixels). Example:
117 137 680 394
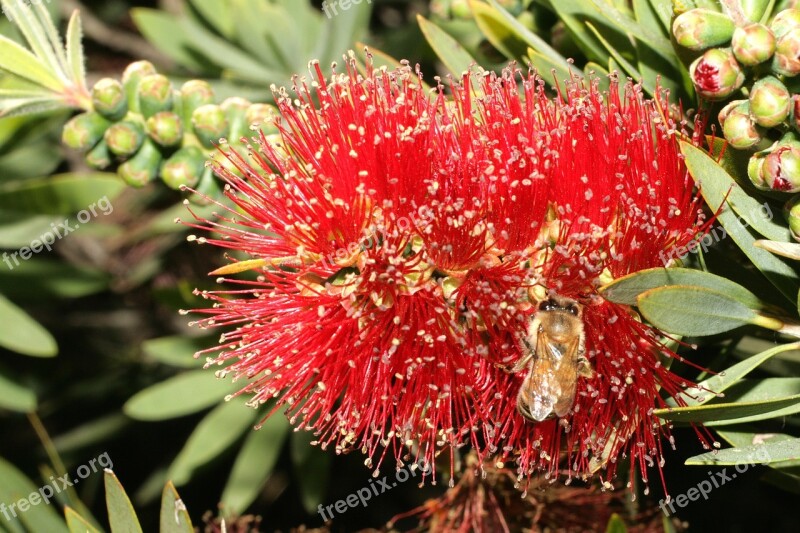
418 15 477 77
686 437 800 466
600 267 762 309
681 141 799 303
0 0 66 86
123 370 236 420
754 239 800 261
470 0 530 60
633 0 670 35
585 21 648 94
65 506 101 533
605 513 628 533
0 259 109 300
190 0 234 37
0 367 37 411
291 430 330 514
0 2 66 92
64 10 86 88
481 0 581 78
130 9 213 73
220 412 291 515
104 470 143 533
590 0 674 58
637 286 759 336
316 0 371 67
159 482 193 533
0 455 70 533
0 293 57 357
669 341 800 407
685 142 790 242
141 336 207 368
717 430 800 465
168 397 258 486
0 173 123 215
655 378 800 423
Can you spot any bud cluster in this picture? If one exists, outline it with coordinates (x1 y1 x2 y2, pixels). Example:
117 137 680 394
672 1 800 240
62 60 279 198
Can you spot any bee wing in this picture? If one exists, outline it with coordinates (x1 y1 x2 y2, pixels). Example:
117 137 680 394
552 336 581 417
517 331 566 421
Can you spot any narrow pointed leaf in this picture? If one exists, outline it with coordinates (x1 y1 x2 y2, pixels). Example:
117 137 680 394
0 456 69 533
291 430 330 513
65 507 101 533
484 0 581 77
417 15 476 77
0 0 66 84
754 240 800 261
220 412 291 514
168 397 258 485
104 470 143 533
668 342 800 407
0 34 62 91
159 482 193 533
681 141 799 303
686 438 800 465
64 10 86 87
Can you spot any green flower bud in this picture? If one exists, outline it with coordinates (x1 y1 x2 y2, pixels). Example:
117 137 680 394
789 95 800 131
451 0 470 19
161 146 206 190
85 140 112 170
748 150 770 189
192 104 228 148
137 74 174 119
221 97 252 142
118 139 162 188
91 78 127 121
146 111 183 148
784 195 800 240
749 75 791 126
190 166 222 205
773 28 800 76
761 144 800 191
722 102 763 148
718 99 747 124
672 9 736 51
741 0 771 22
62 112 111 150
690 48 745 100
246 103 279 136
179 80 215 126
770 8 800 40
104 120 145 159
121 60 157 114
732 23 776 65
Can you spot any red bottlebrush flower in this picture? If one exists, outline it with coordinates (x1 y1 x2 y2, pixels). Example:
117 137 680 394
186 57 709 492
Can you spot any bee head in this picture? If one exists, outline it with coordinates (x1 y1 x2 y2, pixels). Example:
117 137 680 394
538 296 581 318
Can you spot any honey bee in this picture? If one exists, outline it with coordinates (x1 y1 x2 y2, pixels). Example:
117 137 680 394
514 295 594 422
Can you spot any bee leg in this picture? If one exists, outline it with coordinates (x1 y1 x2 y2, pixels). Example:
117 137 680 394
511 353 534 373
577 355 594 379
